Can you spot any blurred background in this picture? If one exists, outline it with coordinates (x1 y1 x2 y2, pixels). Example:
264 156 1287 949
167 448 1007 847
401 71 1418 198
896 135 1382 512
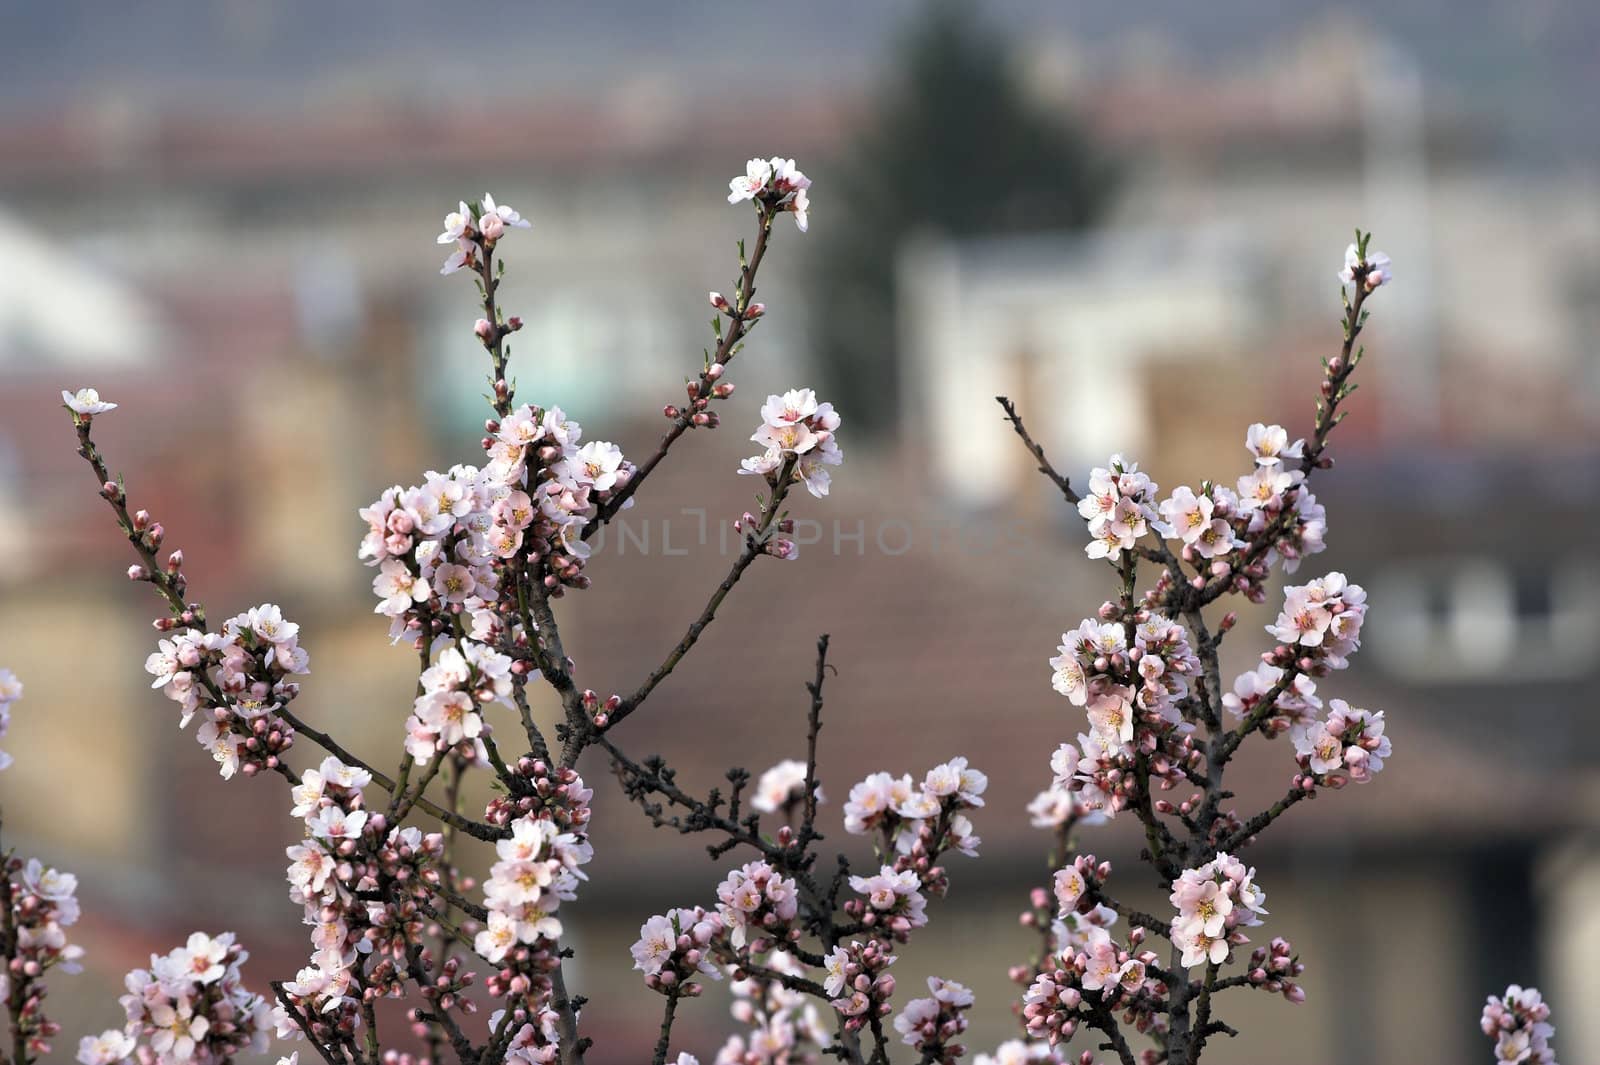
1 2 1598 1063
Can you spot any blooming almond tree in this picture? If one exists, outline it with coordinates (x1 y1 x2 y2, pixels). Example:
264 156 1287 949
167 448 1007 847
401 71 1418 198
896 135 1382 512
4 161 1552 1065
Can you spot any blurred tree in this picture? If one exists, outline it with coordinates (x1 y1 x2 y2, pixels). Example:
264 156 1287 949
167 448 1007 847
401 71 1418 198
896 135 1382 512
810 0 1115 436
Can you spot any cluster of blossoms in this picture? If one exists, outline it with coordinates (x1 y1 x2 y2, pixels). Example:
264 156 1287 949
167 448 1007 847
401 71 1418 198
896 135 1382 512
477 815 592 968
1076 457 1160 560
630 907 724 994
823 939 898 1029
116 933 271 1065
893 977 974 1063
1022 922 1156 1047
1289 698 1390 785
1019 857 1162 1045
437 193 531 275
476 759 594 1034
1230 424 1327 580
716 862 800 951
1168 853 1269 969
751 759 825 815
3 855 85 1058
727 157 811 231
1026 743 1112 832
0 667 20 768
363 409 633 624
281 755 455 1035
144 605 310 779
717 951 831 1063
738 388 844 502
1078 423 1334 589
1482 985 1559 1065
1050 615 1200 742
1266 571 1367 668
845 866 928 940
842 758 985 861
402 642 511 765
1046 612 1200 821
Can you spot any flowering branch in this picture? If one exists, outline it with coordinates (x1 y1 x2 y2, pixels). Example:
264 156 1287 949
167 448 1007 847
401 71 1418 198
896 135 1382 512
39 172 1461 1065
1007 234 1394 1065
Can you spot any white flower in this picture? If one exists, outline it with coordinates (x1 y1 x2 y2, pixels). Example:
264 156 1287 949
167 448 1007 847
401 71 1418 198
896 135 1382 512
77 1029 136 1065
788 187 810 232
441 237 476 276
245 603 300 645
476 909 522 964
437 201 474 244
149 998 209 1062
1053 868 1086 914
308 806 367 841
415 690 482 746
566 441 625 492
630 913 676 975
751 759 824 814
180 931 229 984
195 721 243 779
760 389 820 428
1244 423 1303 467
286 842 335 896
63 388 117 415
728 158 774 204
823 945 850 997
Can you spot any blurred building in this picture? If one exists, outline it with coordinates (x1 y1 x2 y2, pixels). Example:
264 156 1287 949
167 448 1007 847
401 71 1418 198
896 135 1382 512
0 11 1596 1065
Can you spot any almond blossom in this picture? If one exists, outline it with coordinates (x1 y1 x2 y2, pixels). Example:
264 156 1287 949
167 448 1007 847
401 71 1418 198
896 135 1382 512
727 156 812 230
751 758 826 814
1482 985 1559 1065
62 387 117 416
739 387 844 499
118 933 270 1065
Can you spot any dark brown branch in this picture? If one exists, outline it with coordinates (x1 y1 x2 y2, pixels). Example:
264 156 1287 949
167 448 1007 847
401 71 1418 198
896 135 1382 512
1218 786 1312 853
649 991 682 1065
996 396 1081 505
